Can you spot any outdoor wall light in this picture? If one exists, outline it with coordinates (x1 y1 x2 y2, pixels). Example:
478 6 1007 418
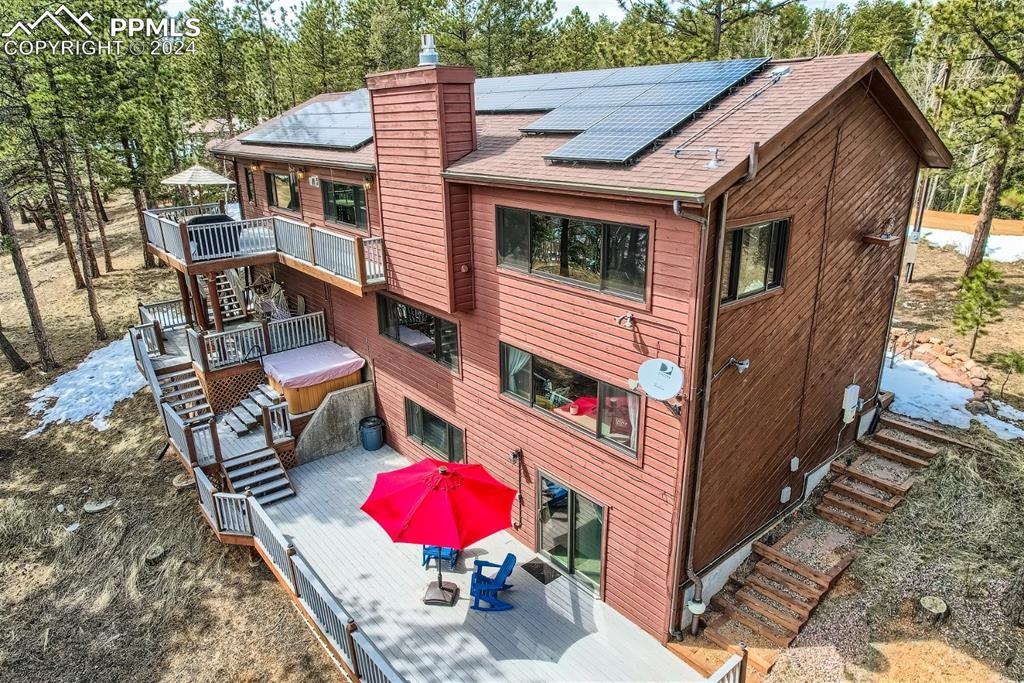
362 175 374 192
249 162 258 172
615 312 636 329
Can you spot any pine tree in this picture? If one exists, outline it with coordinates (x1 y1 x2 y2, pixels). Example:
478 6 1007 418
295 0 347 95
953 260 1006 358
551 8 598 72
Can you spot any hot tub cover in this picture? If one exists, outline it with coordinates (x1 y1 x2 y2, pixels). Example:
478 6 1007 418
262 341 365 389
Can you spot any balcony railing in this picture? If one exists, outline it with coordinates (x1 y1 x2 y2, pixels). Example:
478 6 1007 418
143 206 385 290
187 311 328 372
139 298 190 332
191 470 406 683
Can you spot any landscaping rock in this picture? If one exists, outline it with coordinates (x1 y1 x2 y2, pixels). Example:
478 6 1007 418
83 499 114 514
937 354 954 365
928 337 943 345
172 474 193 490
953 352 968 362
971 378 986 388
967 400 988 415
969 366 988 380
55 504 65 513
144 544 166 565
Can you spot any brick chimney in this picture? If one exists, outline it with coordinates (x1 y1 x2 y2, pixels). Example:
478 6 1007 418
366 40 477 314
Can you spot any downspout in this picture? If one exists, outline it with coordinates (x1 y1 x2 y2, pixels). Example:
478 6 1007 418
683 190 730 634
668 197 711 638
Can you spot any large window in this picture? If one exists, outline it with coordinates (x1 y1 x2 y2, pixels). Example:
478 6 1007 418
721 218 789 303
322 180 368 230
539 475 604 589
405 399 465 462
496 207 649 300
378 295 459 369
266 171 300 211
500 342 640 455
244 169 256 202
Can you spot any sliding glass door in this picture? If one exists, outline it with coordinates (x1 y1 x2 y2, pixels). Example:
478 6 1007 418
538 474 604 589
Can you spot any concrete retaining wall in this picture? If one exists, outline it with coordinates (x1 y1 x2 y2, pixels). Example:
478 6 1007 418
296 381 376 466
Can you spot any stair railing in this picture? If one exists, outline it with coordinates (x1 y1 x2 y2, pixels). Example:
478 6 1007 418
262 403 292 446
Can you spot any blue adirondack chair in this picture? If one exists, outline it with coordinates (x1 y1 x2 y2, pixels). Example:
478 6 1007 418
470 553 516 611
422 545 459 570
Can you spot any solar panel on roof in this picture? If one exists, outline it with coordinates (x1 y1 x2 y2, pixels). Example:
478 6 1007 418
501 88 587 111
241 89 373 150
520 106 618 133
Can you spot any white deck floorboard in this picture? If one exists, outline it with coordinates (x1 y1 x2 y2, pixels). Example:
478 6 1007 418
264 447 703 683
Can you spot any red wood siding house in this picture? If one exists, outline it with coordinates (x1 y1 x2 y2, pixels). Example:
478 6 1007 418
211 52 950 641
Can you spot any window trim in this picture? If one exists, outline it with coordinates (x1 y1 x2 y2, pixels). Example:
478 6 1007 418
495 206 651 302
377 294 461 372
535 469 608 597
265 171 301 212
499 341 642 459
321 179 369 233
720 217 791 305
404 397 466 462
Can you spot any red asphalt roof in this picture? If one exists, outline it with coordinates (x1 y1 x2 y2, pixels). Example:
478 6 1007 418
212 54 948 199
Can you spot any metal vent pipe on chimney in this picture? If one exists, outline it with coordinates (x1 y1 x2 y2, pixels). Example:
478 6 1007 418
419 34 439 66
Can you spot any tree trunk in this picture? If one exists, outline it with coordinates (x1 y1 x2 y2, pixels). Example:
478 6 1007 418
84 149 114 272
0 183 58 370
0 319 29 373
96 190 108 222
17 204 29 224
41 61 107 341
4 54 85 289
965 84 1024 275
970 325 979 358
120 135 155 268
28 207 46 232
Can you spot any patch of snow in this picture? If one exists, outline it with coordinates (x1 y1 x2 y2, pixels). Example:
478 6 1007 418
24 334 146 438
993 400 1024 424
917 228 1024 263
880 356 1022 440
226 202 241 220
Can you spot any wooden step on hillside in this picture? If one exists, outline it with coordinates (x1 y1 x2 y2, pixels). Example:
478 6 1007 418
873 428 940 460
820 491 887 524
752 541 831 590
831 477 902 512
666 638 733 678
743 572 815 619
710 594 796 647
702 613 780 674
735 586 805 633
858 437 929 469
878 413 967 448
816 501 881 536
753 560 826 602
831 460 911 496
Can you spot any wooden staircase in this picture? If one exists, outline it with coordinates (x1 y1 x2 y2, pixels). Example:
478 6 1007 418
222 448 295 505
224 384 285 436
157 368 212 425
670 406 952 676
198 271 247 324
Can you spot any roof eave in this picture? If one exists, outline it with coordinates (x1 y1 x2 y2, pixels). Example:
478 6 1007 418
440 169 706 204
213 148 376 174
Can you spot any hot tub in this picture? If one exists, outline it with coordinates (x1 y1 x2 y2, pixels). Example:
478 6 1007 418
262 341 366 414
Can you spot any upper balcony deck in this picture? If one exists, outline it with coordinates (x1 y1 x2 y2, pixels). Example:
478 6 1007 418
143 203 386 296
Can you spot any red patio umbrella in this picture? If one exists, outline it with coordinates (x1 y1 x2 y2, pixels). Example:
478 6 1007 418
360 457 517 605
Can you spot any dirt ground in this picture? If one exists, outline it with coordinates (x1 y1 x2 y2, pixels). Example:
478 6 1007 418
0 196 339 682
895 242 1024 405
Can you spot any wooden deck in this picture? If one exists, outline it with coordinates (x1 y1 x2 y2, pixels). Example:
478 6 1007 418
264 447 703 683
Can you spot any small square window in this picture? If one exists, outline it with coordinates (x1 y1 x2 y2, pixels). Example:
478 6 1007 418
721 218 789 303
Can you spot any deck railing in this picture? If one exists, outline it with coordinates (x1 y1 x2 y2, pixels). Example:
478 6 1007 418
130 326 163 411
707 651 747 683
188 217 275 262
188 474 404 682
149 202 221 221
144 205 385 289
202 325 266 370
274 216 312 263
162 403 220 466
264 403 292 444
250 499 295 591
267 311 327 353
214 493 250 535
139 298 189 332
351 629 407 683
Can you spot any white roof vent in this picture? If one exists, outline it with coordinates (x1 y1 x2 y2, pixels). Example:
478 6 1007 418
419 34 439 66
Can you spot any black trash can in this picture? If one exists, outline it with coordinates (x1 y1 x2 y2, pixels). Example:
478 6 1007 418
359 416 385 451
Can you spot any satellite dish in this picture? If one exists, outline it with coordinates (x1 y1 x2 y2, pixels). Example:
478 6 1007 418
637 359 684 401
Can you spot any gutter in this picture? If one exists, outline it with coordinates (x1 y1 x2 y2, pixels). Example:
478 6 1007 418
441 169 706 204
213 150 376 174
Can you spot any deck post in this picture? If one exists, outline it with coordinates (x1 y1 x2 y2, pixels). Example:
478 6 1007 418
207 275 225 332
344 621 360 678
261 319 272 355
176 270 195 327
261 404 275 447
184 425 198 467
210 420 223 463
189 273 209 330
286 543 299 597
739 643 749 682
307 225 317 267
152 319 165 355
178 220 192 265
211 481 224 533
354 237 367 285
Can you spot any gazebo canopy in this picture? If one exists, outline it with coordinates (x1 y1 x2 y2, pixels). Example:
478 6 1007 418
161 164 235 186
